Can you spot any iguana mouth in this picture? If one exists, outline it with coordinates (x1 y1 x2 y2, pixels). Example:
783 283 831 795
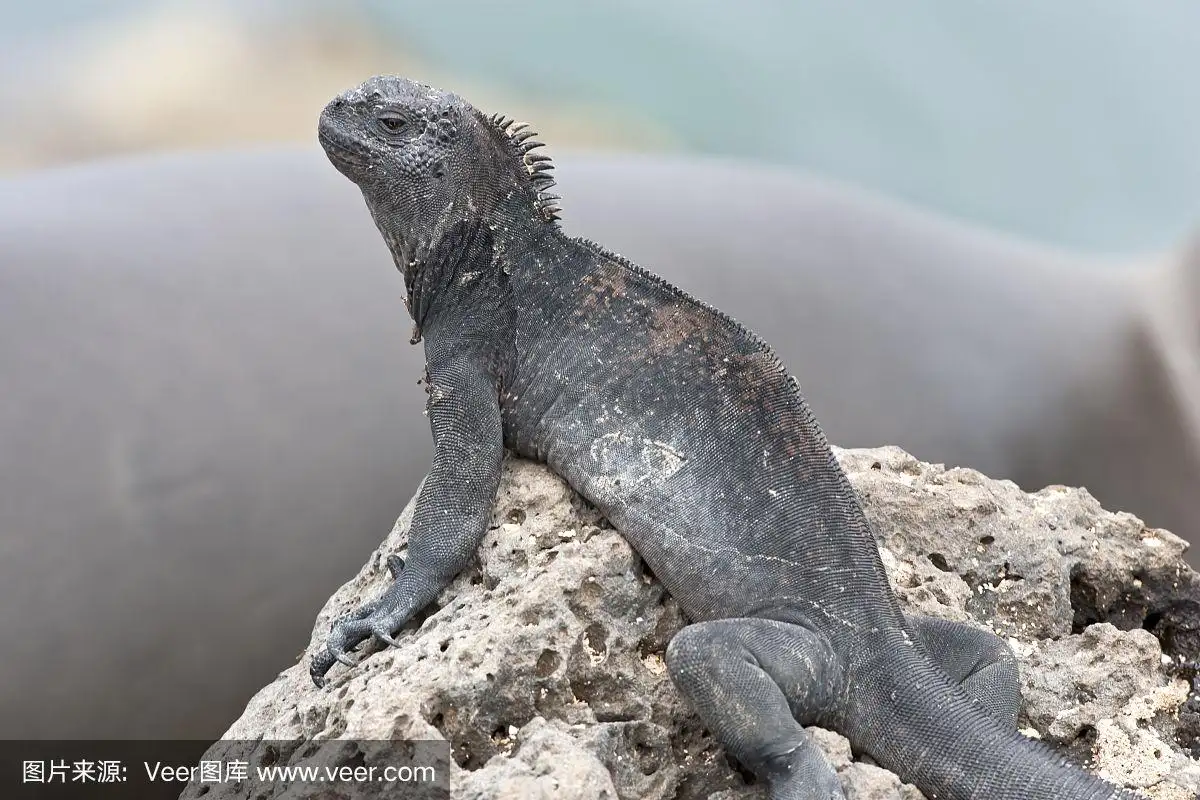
317 124 369 172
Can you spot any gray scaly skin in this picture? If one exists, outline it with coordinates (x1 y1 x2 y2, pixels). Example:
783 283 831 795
312 76 1140 800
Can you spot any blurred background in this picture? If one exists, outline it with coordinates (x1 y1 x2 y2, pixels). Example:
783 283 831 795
2 0 1199 253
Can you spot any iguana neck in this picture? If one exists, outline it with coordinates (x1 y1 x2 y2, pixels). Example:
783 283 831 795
389 194 560 344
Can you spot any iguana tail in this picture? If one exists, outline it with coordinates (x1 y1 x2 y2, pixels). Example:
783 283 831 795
852 651 1139 800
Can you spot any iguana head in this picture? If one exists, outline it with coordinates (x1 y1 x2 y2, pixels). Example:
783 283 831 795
318 76 559 273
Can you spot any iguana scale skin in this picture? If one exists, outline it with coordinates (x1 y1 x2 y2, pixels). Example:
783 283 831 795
312 76 1138 800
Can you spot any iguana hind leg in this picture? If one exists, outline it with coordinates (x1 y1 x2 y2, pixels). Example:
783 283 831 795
907 614 1021 729
666 618 848 800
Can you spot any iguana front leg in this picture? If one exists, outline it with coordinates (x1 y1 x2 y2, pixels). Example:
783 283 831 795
310 355 504 686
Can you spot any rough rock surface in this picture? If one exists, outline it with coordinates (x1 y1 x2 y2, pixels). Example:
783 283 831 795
183 448 1200 800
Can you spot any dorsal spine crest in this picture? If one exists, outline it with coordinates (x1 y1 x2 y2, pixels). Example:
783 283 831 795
486 111 561 222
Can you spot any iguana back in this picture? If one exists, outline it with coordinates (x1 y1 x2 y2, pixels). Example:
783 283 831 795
503 236 896 634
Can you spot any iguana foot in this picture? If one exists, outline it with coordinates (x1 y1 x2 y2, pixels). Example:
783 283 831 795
906 614 1021 728
310 605 412 686
764 743 845 800
666 618 848 800
309 556 430 687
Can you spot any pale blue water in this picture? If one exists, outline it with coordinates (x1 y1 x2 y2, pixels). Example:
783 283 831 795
4 0 1199 253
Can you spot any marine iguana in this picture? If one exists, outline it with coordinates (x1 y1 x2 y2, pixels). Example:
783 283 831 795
312 76 1139 799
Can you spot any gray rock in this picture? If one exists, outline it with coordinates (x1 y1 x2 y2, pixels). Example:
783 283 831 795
182 449 1200 800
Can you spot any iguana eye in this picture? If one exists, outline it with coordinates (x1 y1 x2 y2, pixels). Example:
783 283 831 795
374 112 408 134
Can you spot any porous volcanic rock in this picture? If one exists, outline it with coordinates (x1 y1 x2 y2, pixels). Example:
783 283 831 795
182 448 1200 800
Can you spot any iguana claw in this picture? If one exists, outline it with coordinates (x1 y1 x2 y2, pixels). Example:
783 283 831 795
311 585 420 685
375 631 403 649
